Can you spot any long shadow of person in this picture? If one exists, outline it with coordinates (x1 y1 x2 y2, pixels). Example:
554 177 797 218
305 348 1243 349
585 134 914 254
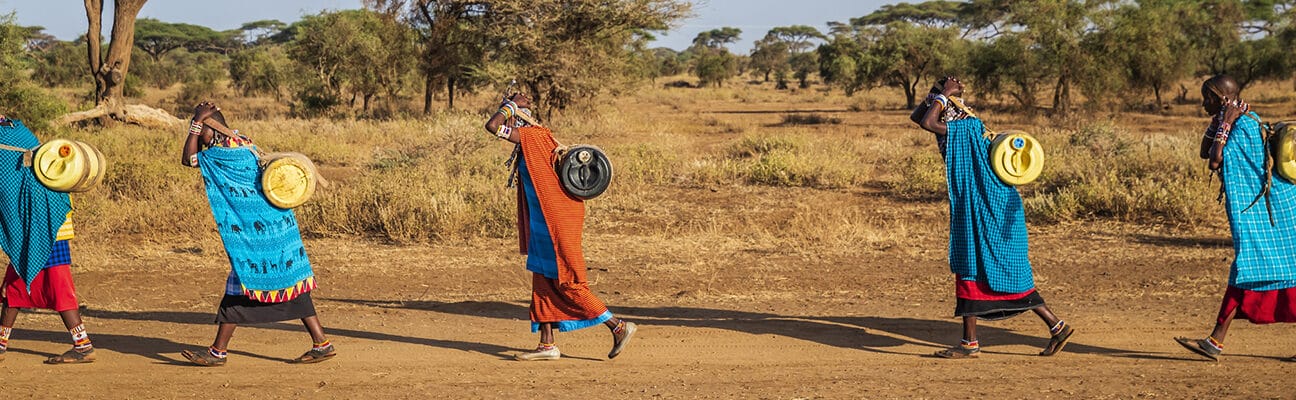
1 325 286 364
326 299 1142 357
81 308 520 361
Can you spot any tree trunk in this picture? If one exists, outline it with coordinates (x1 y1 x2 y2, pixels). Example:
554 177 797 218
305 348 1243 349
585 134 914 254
96 0 147 108
446 76 456 110
903 77 918 109
363 93 372 112
66 0 178 128
423 74 434 114
1052 75 1070 116
1153 84 1163 107
84 0 104 103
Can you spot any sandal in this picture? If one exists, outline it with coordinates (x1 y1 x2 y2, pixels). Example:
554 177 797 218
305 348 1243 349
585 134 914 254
1174 337 1221 361
290 345 336 364
181 349 227 367
608 321 637 359
45 348 95 364
1039 324 1075 356
934 345 980 359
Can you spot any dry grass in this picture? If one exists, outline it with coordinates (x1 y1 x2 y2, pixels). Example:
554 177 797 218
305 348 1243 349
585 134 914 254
52 77 1296 249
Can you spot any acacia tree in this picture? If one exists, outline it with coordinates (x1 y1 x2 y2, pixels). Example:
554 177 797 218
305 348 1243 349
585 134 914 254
815 32 866 95
405 0 488 112
1197 0 1294 89
58 0 180 128
288 9 417 114
751 25 823 88
134 18 227 60
484 0 692 116
690 27 741 87
860 22 965 108
970 33 1049 110
748 36 788 82
1092 0 1198 106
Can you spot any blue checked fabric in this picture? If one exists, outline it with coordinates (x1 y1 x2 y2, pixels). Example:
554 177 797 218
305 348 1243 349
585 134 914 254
1221 112 1296 290
944 118 1036 293
224 271 243 295
44 240 71 267
0 120 71 290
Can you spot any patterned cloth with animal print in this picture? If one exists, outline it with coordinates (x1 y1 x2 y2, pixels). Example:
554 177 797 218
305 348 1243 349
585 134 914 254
197 137 316 305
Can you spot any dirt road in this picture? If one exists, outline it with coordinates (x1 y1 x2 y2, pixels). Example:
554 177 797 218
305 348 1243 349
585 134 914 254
0 183 1292 400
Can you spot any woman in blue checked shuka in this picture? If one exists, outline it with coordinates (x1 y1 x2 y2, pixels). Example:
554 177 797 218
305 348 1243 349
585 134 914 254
1175 75 1296 362
913 76 1074 359
178 102 335 366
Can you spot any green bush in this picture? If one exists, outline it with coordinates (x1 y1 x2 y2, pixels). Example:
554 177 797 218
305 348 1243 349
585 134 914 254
0 83 68 132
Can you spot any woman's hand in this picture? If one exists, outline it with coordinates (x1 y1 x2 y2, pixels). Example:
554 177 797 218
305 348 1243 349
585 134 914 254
1220 97 1245 123
941 77 964 96
193 102 219 122
510 93 533 109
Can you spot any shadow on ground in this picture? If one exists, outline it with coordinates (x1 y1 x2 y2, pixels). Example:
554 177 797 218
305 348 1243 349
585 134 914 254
74 308 517 361
325 298 1139 357
1130 234 1231 249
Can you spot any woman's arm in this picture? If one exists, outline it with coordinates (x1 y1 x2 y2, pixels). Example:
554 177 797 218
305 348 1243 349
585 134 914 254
484 111 520 144
180 122 203 167
180 102 218 168
919 100 948 136
917 78 963 136
484 94 533 144
1206 101 1246 170
1199 132 1213 160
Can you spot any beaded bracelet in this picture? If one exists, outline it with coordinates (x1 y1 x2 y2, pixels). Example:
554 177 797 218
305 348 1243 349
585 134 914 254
188 120 204 136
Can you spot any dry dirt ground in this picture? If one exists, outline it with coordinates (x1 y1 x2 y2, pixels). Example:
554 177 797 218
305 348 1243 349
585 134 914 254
4 103 1296 399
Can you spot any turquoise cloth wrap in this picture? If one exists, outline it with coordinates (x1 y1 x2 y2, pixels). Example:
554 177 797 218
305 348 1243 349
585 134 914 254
199 146 313 293
944 118 1035 293
1221 113 1296 291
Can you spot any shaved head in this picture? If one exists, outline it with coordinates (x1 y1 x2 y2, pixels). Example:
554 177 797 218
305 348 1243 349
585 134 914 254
1203 75 1241 100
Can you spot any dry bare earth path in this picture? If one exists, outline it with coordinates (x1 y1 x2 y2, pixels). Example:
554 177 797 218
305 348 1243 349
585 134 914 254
2 186 1294 399
7 94 1296 398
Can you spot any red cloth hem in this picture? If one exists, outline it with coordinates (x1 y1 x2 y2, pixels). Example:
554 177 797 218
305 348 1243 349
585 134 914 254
530 273 608 323
3 264 79 312
1218 285 1296 325
956 279 1035 301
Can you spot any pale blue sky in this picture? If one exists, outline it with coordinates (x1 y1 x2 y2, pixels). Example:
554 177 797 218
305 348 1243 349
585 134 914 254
5 0 891 53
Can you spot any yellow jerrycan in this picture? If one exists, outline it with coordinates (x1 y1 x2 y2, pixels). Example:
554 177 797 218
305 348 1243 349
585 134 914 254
259 152 318 209
32 139 106 192
988 130 1044 186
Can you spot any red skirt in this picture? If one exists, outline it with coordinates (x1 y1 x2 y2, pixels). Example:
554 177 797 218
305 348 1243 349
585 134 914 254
1218 286 1296 325
3 264 79 312
954 279 1045 321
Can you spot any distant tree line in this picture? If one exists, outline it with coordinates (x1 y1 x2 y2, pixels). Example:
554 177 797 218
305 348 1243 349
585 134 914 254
811 0 1296 112
3 0 1294 126
638 0 1296 113
11 0 691 121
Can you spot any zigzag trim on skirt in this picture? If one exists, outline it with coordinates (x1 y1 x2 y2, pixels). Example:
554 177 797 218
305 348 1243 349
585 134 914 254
241 276 316 303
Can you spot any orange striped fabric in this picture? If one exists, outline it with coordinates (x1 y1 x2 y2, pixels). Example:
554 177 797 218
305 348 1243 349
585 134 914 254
530 273 609 324
517 126 609 323
518 126 587 284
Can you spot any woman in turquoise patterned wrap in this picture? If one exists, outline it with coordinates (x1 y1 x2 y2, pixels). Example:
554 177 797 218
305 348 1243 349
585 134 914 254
1176 75 1296 362
177 102 336 367
915 77 1075 359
